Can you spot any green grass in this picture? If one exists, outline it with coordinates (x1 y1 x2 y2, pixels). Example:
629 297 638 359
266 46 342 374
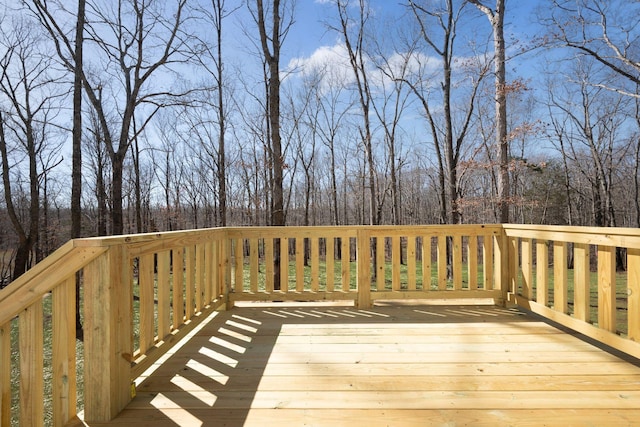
238 257 629 335
516 268 629 336
8 294 85 427
238 258 487 292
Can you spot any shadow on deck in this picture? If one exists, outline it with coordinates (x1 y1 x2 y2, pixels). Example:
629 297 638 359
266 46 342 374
75 303 640 426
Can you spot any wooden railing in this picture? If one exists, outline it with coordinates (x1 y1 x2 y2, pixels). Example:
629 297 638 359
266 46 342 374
503 224 640 360
225 225 505 307
0 228 230 426
1 224 639 425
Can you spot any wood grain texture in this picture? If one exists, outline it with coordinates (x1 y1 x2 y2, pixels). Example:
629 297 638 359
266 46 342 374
0 321 10 427
80 304 640 426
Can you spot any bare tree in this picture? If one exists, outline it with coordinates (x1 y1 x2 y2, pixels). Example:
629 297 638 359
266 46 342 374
546 58 629 229
0 20 65 278
84 108 110 236
371 44 413 226
468 0 509 222
195 0 241 226
251 0 292 228
250 0 294 288
66 0 86 242
544 0 640 99
407 0 488 224
330 0 379 225
29 0 196 235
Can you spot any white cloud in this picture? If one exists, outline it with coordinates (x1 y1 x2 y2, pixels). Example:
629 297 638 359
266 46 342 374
285 42 355 88
285 41 445 95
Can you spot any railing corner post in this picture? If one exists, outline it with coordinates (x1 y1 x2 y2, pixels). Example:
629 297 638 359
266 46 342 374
83 245 133 422
356 228 372 309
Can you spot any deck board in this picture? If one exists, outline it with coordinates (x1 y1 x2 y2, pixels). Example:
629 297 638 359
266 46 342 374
75 304 640 426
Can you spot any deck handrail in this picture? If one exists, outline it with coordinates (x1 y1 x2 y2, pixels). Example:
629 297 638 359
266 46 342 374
1 224 639 424
502 224 640 360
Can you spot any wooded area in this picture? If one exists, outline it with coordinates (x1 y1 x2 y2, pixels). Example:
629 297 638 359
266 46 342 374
1 0 639 285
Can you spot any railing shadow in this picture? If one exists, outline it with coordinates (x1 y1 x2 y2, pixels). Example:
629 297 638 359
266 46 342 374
92 303 539 426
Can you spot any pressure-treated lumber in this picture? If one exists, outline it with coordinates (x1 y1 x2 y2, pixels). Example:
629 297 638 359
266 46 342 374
80 304 640 427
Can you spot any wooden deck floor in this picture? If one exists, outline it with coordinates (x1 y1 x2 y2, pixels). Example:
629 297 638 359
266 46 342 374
77 303 640 426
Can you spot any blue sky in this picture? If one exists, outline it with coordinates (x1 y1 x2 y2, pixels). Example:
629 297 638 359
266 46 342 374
280 0 543 67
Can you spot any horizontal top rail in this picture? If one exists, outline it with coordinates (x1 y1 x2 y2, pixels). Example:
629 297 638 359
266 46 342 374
0 241 107 326
503 224 640 248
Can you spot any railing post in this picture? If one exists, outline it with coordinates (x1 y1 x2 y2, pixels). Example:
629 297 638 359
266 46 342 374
494 227 510 306
356 228 372 309
83 245 133 422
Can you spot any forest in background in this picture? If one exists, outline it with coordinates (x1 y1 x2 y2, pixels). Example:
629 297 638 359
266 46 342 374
1 0 640 285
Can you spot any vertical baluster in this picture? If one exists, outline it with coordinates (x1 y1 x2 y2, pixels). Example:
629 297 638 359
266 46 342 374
139 253 155 353
220 237 231 298
280 237 289 292
437 235 447 290
0 320 10 427
407 236 417 291
628 248 640 341
311 237 319 292
19 300 44 427
376 236 385 291
52 277 77 425
453 235 462 290
341 236 350 291
265 237 274 293
326 237 335 292
509 237 518 296
468 236 478 290
234 239 243 294
573 243 590 322
212 239 220 299
521 238 533 299
597 245 616 332
554 241 568 313
392 236 401 291
483 235 494 291
356 229 372 308
422 236 432 290
173 248 185 329
296 237 304 292
249 238 259 293
204 242 213 304
157 250 171 340
536 240 548 306
185 245 196 318
195 244 205 311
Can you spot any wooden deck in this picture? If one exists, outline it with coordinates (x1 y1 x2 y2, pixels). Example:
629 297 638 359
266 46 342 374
75 303 640 426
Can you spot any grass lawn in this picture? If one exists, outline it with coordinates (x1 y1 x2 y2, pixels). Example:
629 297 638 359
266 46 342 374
523 268 629 336
7 294 85 427
239 258 488 292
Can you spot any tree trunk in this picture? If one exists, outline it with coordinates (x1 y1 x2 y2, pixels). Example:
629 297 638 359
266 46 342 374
469 0 509 223
71 0 86 340
71 0 85 240
255 0 287 288
111 153 125 235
